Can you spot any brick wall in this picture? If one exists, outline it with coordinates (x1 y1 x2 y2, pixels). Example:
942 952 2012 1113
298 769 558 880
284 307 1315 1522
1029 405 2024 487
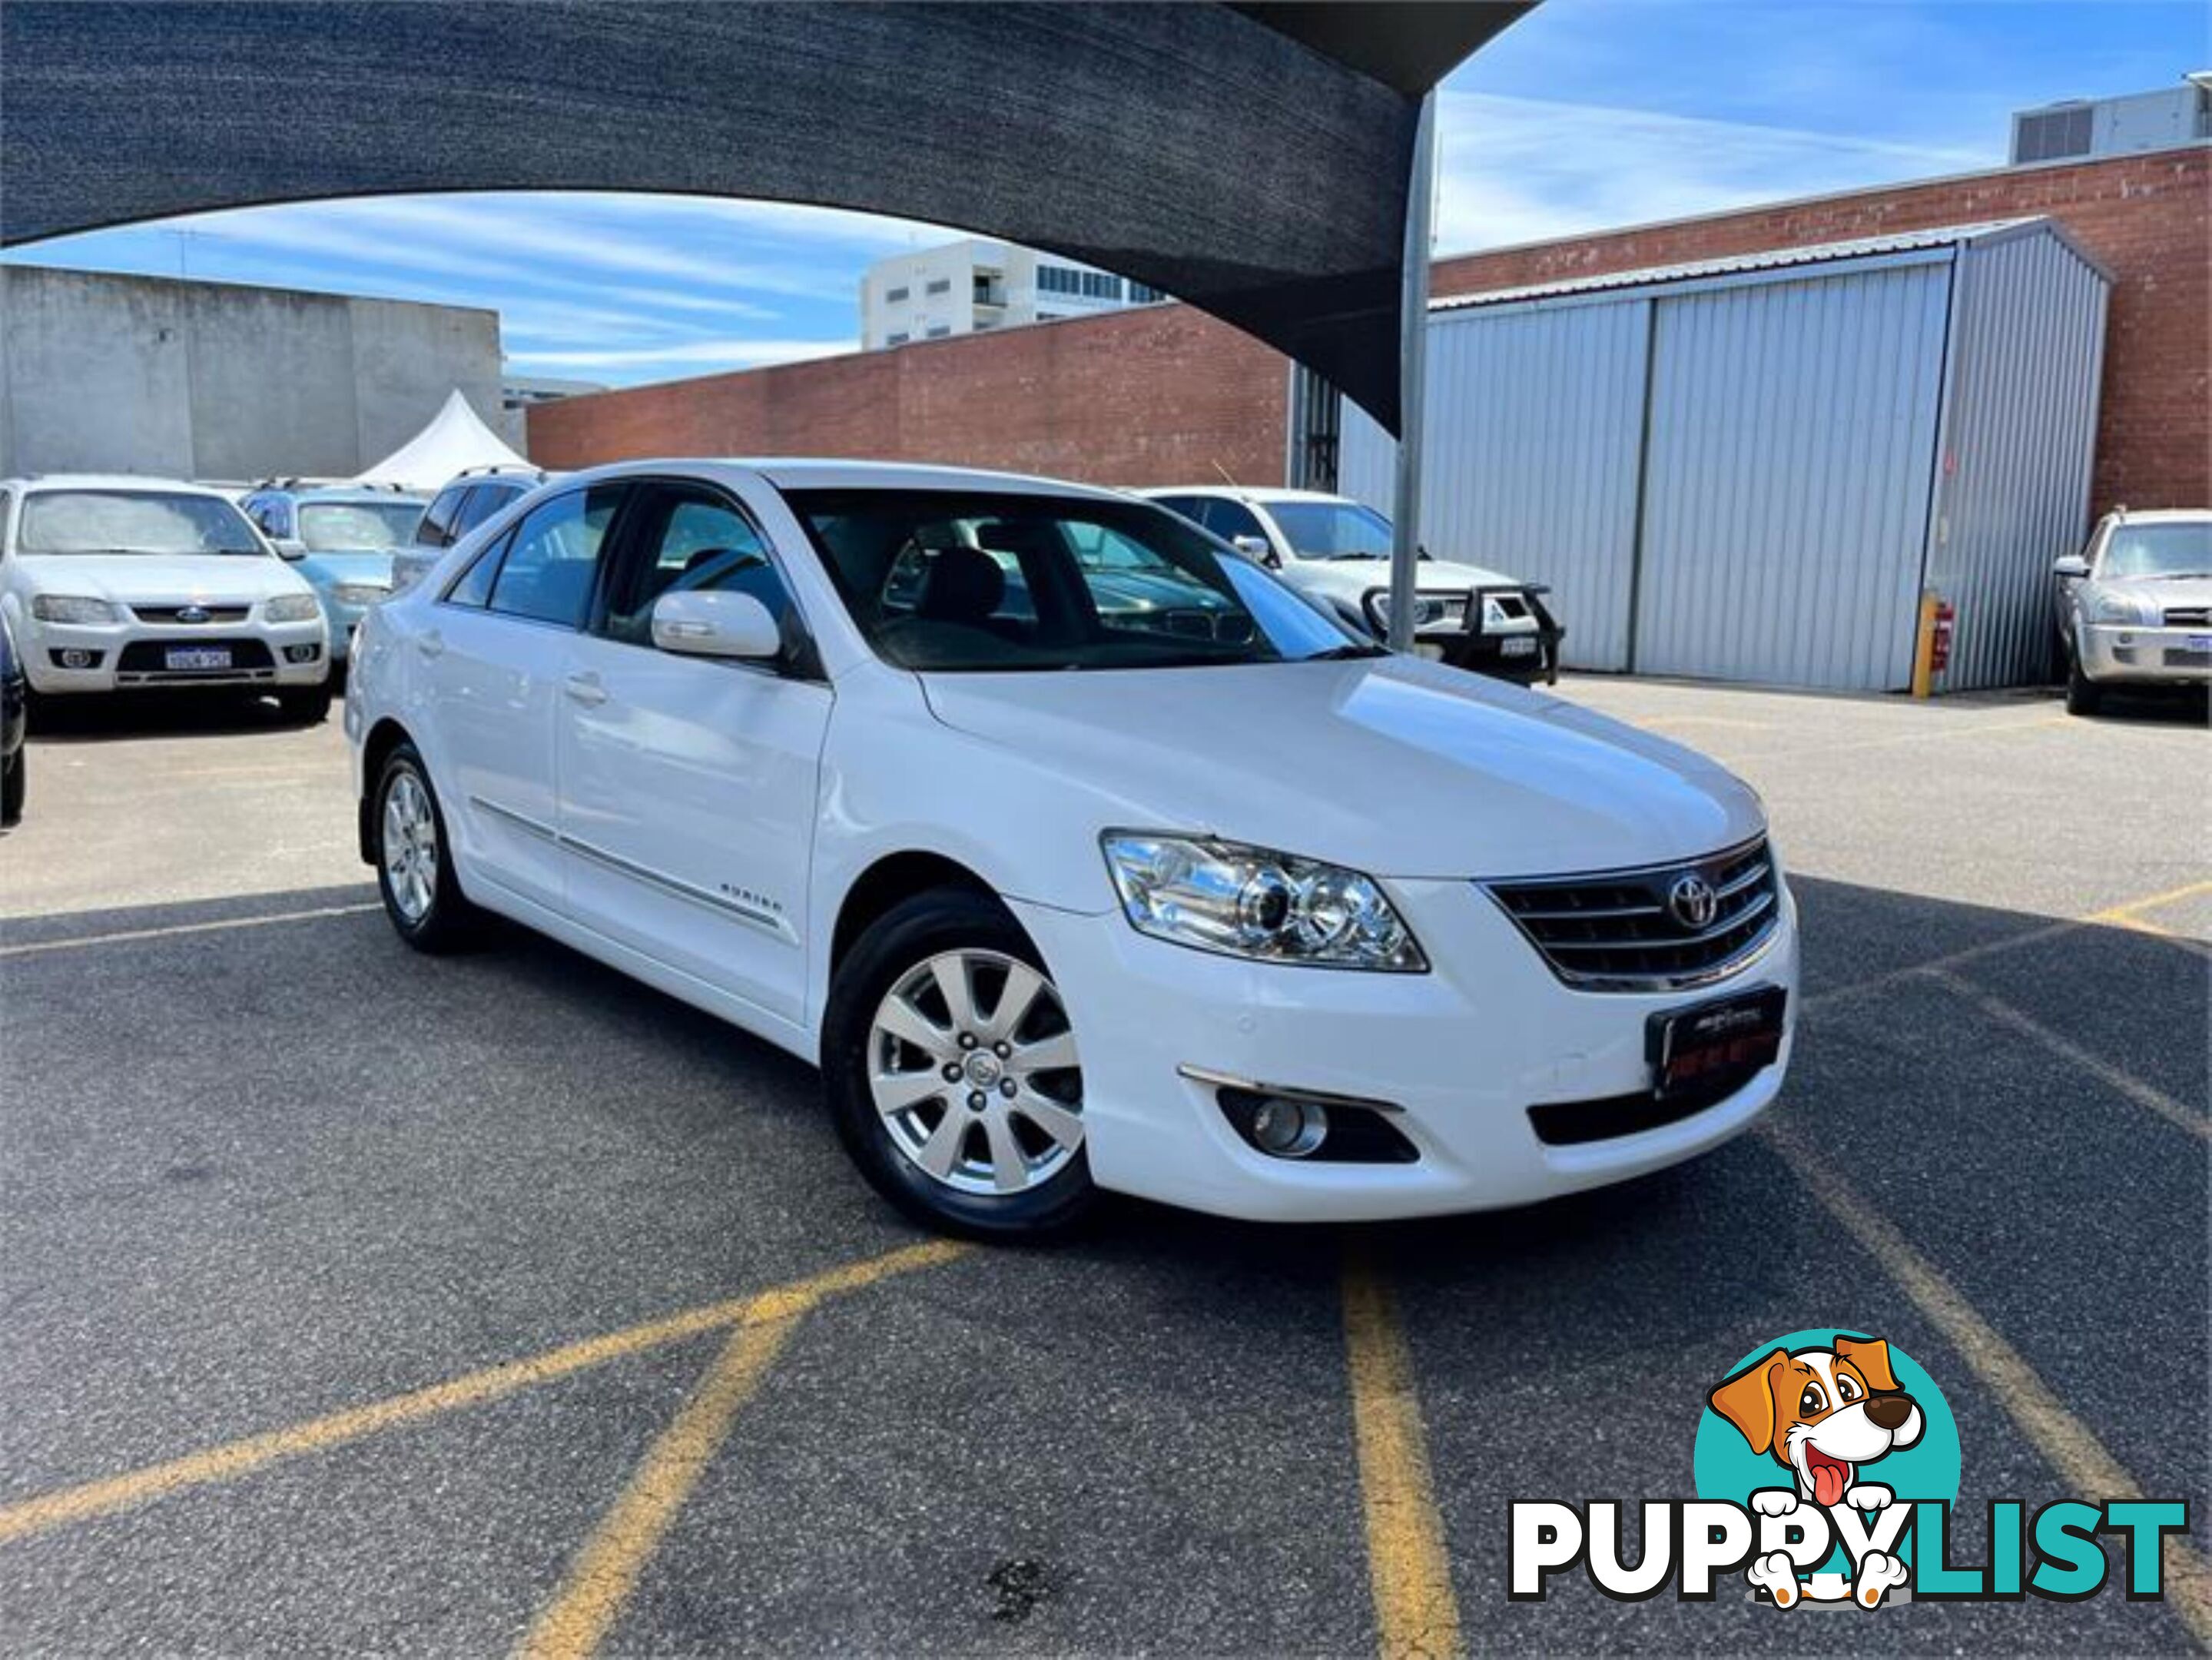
530 147 2207 513
528 299 1286 489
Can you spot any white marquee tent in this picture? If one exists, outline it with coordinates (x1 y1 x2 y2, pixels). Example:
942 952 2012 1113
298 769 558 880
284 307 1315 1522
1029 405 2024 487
353 390 529 493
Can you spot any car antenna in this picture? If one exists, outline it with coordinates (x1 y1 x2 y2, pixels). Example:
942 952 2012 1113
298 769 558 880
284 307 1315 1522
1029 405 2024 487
1210 460 1241 488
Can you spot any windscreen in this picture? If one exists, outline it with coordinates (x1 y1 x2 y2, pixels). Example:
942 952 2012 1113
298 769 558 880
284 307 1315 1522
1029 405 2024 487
788 490 1374 673
2101 522 2212 580
19 490 266 556
1267 500 1394 560
298 500 425 552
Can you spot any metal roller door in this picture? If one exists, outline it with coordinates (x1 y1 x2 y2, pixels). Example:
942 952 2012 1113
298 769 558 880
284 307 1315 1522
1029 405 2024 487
1631 262 1952 689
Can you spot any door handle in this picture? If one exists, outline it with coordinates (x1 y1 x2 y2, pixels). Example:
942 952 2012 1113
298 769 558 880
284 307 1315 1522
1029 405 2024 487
415 629 444 659
562 672 609 707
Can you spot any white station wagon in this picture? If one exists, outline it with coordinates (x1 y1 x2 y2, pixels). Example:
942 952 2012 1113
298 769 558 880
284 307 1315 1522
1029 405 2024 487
347 460 1797 1237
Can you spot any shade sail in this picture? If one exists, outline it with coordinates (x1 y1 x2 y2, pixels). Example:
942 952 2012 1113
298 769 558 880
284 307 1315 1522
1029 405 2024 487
354 390 532 493
0 1 1532 435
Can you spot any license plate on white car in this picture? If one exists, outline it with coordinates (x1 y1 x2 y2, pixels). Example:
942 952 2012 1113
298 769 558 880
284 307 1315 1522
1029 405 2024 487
165 646 231 672
1499 636 1537 658
2190 634 2212 652
1648 987 1786 1098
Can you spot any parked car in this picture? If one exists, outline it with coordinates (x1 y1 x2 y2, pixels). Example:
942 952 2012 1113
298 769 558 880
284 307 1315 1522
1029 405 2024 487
241 483 426 668
0 474 333 723
1141 486 1564 683
350 460 1795 1237
2 612 24 826
2052 507 2212 715
390 465 552 596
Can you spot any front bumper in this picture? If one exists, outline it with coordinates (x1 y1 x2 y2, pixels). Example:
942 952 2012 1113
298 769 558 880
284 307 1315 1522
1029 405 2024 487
1369 585 1564 686
1010 875 1797 1223
2078 623 2212 686
18 615 329 694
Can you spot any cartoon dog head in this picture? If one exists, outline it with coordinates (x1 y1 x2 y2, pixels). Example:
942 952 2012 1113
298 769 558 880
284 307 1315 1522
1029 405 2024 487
1709 1336 1925 1507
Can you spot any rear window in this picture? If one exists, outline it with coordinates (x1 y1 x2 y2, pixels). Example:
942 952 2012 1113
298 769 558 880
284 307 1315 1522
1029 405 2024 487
19 490 266 556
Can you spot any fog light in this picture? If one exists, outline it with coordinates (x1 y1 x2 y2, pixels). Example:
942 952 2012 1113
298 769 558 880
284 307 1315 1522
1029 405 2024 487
284 644 322 664
1249 1097 1328 1158
59 648 95 669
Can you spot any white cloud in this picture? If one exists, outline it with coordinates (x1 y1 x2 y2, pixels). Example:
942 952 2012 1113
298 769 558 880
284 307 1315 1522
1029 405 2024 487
1432 90 1993 253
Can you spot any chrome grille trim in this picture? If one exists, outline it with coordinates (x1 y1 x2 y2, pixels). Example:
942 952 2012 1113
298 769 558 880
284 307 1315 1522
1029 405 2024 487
1483 836 1783 992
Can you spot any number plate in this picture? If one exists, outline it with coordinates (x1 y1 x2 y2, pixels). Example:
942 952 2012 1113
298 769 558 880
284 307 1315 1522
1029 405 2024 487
2188 633 2212 652
1647 987 1786 1098
165 646 232 671
1499 636 1537 658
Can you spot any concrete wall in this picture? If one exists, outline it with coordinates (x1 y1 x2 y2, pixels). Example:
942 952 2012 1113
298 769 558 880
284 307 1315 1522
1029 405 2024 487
0 267 507 480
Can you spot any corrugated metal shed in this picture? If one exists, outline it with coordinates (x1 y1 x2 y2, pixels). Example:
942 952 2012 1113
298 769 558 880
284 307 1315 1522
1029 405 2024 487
1341 217 2111 691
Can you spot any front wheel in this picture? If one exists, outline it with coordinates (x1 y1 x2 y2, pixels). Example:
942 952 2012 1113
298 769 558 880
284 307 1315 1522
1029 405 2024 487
373 742 479 952
822 889 1094 1240
2065 653 2104 717
278 686 333 725
1 745 22 827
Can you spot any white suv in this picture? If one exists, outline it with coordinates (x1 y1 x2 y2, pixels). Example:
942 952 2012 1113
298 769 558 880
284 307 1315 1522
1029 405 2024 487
0 475 333 722
347 460 1796 1237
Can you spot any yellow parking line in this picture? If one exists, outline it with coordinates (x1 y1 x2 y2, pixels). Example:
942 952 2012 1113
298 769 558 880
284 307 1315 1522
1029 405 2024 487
0 901 381 958
1925 969 2209 1139
516 1311 804 1660
1762 1121 2212 1645
1342 1250 1463 1660
0 1240 963 1546
2084 879 2212 925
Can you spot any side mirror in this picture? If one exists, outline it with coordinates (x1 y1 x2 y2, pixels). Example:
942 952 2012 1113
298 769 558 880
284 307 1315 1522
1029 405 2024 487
273 537 307 560
651 589 781 660
2052 553 2091 580
1231 534 1278 568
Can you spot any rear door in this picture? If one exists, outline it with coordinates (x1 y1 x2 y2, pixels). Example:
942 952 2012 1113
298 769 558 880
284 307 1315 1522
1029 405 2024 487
420 482 628 915
555 476 831 1025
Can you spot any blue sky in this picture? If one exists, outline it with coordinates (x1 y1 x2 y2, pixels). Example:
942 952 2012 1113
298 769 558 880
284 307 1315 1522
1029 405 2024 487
6 0 2200 387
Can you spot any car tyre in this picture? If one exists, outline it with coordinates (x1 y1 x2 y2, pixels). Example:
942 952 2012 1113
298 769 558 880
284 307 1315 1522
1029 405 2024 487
279 686 333 725
373 742 479 952
2064 654 2103 717
822 888 1096 1240
1 745 22 828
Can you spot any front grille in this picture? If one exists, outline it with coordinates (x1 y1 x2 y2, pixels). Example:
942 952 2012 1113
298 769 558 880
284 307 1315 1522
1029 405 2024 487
1485 838 1779 991
1527 1070 1752 1146
2164 606 2210 627
131 605 250 624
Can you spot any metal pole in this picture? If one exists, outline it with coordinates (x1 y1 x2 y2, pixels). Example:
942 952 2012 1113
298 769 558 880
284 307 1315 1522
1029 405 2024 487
1387 91 1436 652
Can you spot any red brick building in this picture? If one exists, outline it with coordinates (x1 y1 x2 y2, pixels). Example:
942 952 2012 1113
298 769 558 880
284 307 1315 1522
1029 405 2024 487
529 147 2209 515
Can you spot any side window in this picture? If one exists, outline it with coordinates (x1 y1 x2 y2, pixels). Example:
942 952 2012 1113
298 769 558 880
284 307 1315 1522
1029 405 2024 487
454 483 516 536
416 486 468 549
487 486 624 629
1200 498 1267 543
1149 496 1203 526
443 526 512 609
604 486 797 650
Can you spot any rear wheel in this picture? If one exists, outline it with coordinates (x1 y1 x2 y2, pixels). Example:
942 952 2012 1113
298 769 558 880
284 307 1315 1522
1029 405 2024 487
823 889 1094 1239
373 742 479 952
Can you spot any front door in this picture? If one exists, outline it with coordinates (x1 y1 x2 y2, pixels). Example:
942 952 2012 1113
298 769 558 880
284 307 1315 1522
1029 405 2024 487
556 478 831 1027
421 482 625 914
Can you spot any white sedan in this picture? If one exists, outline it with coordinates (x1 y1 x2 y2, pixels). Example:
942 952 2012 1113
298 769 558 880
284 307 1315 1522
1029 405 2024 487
347 459 1796 1237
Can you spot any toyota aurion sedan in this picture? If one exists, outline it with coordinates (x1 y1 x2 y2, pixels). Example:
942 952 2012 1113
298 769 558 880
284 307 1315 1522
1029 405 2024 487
347 460 1796 1237
1 475 333 722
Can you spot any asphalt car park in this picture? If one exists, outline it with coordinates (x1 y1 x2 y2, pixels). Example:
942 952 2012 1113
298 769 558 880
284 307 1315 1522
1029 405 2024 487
0 677 2205 1656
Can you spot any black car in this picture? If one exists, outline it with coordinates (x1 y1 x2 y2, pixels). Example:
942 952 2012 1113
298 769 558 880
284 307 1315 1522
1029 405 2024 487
2 613 25 827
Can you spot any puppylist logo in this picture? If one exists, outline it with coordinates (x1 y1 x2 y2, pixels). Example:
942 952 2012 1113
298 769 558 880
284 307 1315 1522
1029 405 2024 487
1511 1328 2192 1609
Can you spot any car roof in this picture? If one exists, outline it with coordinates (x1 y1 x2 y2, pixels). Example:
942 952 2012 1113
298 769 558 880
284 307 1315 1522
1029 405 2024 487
5 473 238 498
259 484 428 503
2108 507 2210 526
1138 485 1363 507
557 456 1133 504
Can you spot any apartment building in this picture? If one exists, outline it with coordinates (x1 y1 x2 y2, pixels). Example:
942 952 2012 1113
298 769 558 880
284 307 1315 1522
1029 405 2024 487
860 238 1163 350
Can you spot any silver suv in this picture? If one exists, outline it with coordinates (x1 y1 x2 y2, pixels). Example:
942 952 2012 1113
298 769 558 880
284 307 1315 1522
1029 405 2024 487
2052 508 2212 715
389 466 551 595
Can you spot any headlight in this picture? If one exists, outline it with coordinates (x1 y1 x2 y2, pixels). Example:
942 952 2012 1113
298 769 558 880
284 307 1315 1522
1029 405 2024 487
1101 833 1427 971
263 593 322 622
330 583 390 606
29 594 120 624
2091 591 2155 626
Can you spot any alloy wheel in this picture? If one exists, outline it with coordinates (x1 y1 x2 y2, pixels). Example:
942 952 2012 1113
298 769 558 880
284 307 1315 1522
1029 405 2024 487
867 949 1083 1196
382 770 439 925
